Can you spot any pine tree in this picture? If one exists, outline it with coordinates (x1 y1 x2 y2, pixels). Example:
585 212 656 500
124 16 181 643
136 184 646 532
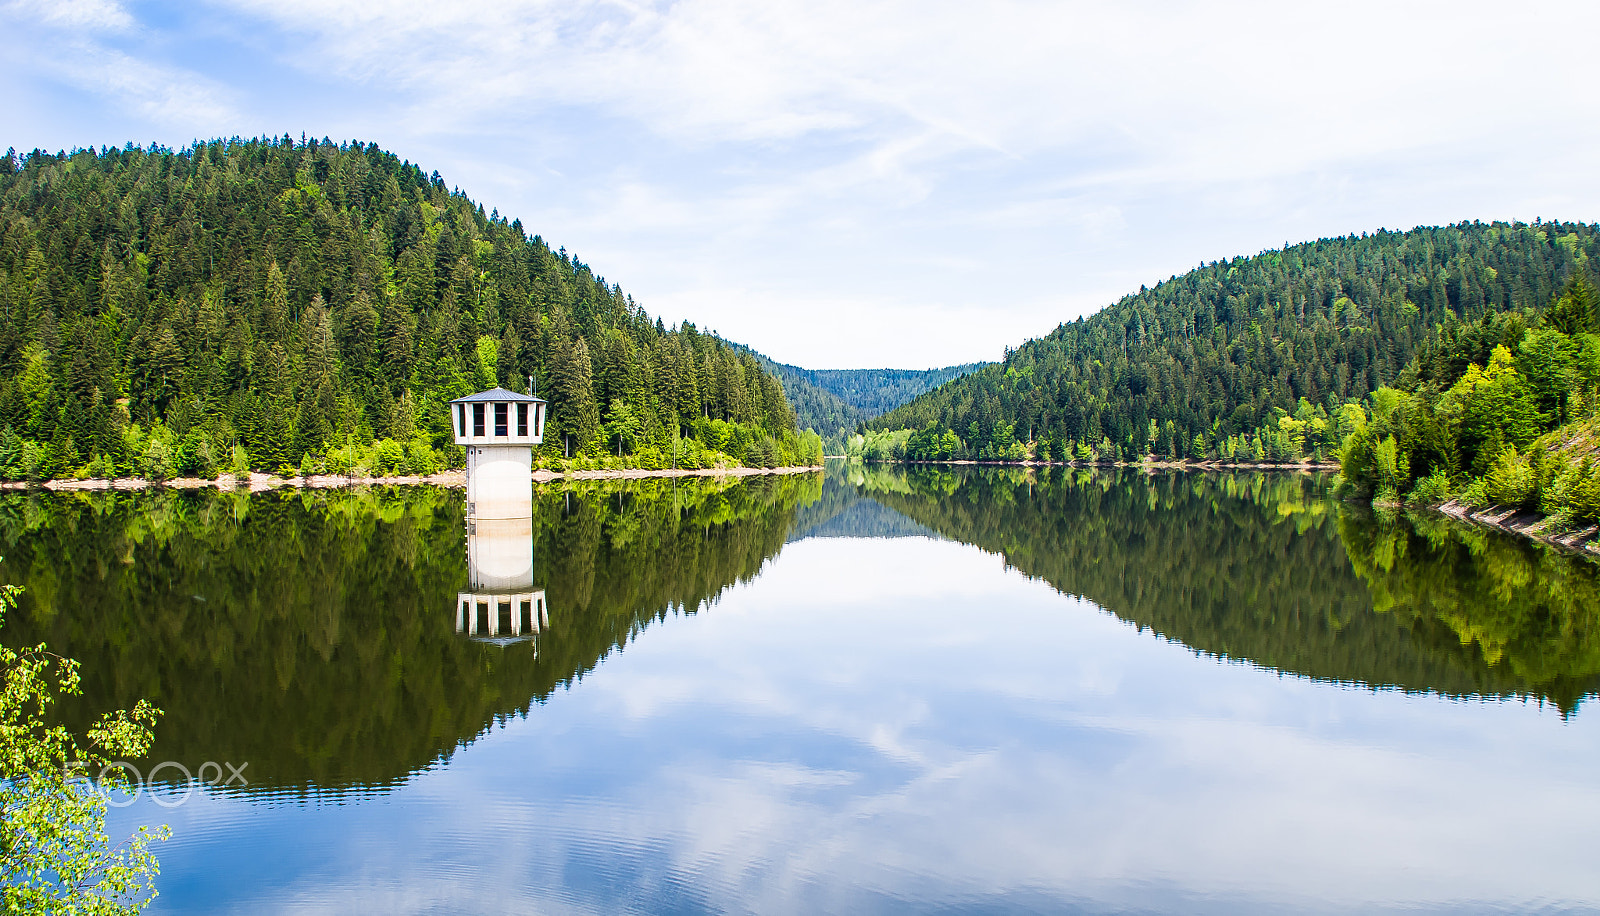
549 337 600 455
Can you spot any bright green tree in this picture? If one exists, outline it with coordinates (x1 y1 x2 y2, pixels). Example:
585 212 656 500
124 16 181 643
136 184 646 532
1436 345 1544 470
1 576 167 913
603 400 642 457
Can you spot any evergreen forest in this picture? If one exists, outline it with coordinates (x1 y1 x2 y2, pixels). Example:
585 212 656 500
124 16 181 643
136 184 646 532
1336 278 1600 523
867 223 1600 465
0 138 821 482
737 347 985 450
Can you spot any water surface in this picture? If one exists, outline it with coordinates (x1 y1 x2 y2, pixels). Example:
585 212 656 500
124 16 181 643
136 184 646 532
2 467 1597 913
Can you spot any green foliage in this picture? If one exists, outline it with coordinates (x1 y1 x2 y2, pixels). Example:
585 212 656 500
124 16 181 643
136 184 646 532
0 140 803 480
1569 460 1600 522
1458 477 1491 510
844 429 913 462
1405 468 1453 506
1483 447 1536 509
904 424 965 461
1435 344 1545 471
1372 434 1408 497
874 222 1600 461
474 336 499 391
1 574 167 913
1337 274 1600 518
1544 273 1598 336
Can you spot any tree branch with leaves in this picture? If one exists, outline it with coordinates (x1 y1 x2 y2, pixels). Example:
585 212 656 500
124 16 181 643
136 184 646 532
1 575 167 915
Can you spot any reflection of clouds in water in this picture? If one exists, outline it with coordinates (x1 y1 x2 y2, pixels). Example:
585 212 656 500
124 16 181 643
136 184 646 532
546 537 1600 911
113 536 1600 914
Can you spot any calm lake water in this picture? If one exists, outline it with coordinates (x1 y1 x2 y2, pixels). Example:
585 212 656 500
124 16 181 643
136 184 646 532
3 465 1599 914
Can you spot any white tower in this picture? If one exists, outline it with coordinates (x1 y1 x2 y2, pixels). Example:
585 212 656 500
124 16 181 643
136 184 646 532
450 386 548 646
449 387 546 521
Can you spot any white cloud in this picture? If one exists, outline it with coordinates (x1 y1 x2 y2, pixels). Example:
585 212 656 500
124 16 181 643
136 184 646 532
205 0 1600 164
5 0 133 31
2 0 240 135
82 48 239 128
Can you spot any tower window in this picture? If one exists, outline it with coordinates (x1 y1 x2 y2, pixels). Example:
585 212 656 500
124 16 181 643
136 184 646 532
472 404 485 437
517 403 528 437
494 403 509 437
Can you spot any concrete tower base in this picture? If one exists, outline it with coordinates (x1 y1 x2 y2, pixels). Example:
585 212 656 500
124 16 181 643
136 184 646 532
465 445 533 521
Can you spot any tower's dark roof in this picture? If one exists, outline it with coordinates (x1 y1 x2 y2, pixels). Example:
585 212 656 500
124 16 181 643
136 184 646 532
449 387 545 404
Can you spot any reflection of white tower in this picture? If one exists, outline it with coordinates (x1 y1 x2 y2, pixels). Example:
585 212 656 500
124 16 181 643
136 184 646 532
456 513 549 645
455 589 548 645
466 516 534 591
451 386 548 646
449 387 545 521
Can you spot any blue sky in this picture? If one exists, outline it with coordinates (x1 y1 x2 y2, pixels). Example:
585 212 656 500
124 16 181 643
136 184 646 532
5 0 1600 368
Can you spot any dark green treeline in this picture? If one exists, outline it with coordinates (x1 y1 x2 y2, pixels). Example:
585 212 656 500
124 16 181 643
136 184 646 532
0 139 817 481
0 473 821 789
856 466 1600 712
874 223 1600 462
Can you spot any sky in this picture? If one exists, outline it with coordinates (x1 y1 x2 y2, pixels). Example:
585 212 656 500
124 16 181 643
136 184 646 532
5 1 1600 369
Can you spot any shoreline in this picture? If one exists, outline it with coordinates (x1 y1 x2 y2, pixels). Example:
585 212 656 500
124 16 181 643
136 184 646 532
11 458 1595 555
847 456 1599 557
851 457 1342 472
1 465 824 494
1430 499 1600 558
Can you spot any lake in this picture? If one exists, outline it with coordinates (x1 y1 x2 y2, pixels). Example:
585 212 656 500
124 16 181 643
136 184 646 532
2 465 1598 914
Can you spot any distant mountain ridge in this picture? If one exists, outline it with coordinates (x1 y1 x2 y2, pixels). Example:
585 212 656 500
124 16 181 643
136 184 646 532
783 363 988 414
730 345 985 446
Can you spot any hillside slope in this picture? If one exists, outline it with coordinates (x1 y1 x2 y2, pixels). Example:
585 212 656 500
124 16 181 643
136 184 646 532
740 353 869 445
739 347 985 446
0 139 818 479
873 223 1599 461
783 363 986 414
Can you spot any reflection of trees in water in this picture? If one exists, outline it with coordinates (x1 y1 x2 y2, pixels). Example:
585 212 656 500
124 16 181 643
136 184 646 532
0 474 822 791
862 466 1600 714
5 466 1593 796
1340 508 1600 714
786 462 943 541
531 475 821 697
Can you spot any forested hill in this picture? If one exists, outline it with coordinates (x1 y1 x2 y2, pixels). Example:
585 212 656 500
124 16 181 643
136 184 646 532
737 346 985 447
872 223 1600 461
739 351 869 447
0 138 819 480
